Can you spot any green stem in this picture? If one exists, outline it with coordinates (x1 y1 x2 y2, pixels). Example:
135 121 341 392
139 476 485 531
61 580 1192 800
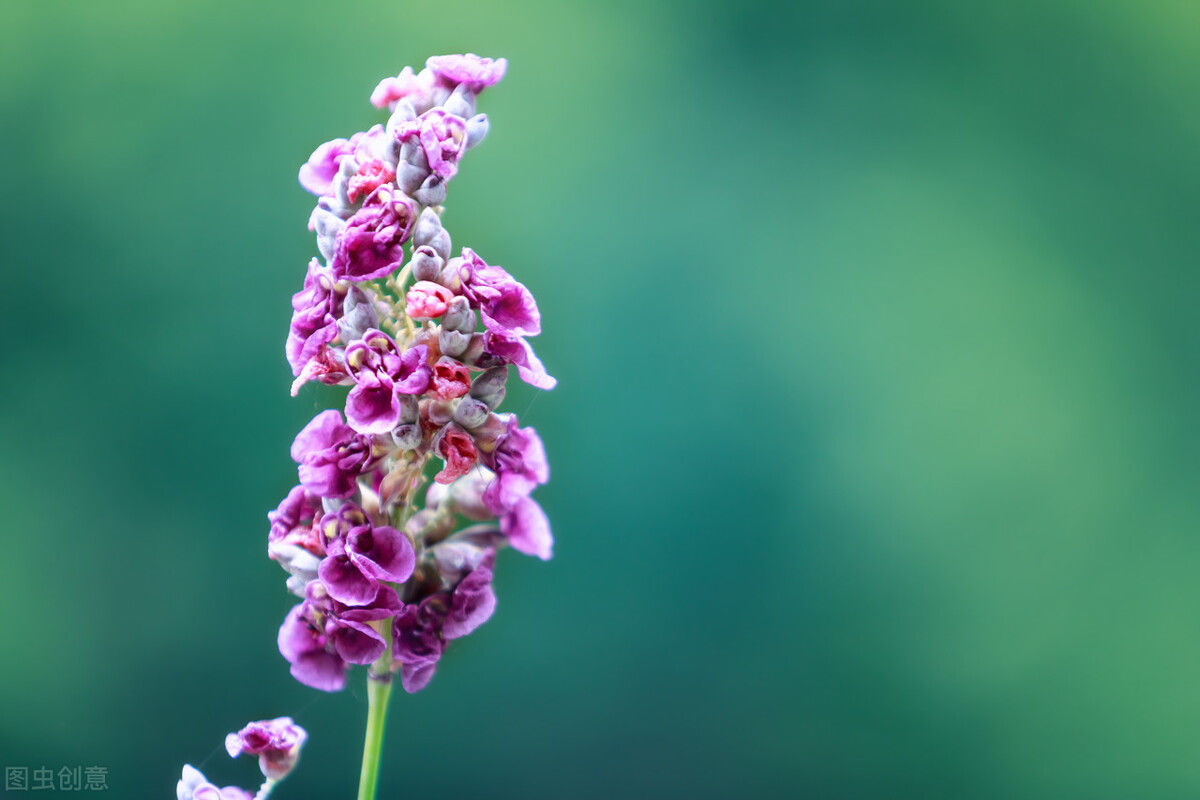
356 627 394 800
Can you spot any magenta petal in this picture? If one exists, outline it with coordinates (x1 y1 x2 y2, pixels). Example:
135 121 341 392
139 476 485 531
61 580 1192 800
481 280 541 337
400 661 438 694
352 525 415 583
290 651 347 692
501 496 553 560
331 619 387 664
319 554 380 606
443 565 496 639
291 409 348 462
345 379 401 435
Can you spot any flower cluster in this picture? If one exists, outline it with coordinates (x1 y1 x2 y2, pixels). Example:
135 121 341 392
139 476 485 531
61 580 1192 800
177 718 307 800
274 53 554 695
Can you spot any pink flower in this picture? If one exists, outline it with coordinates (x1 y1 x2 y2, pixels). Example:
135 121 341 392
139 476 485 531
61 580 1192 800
426 53 508 92
434 424 477 483
225 717 307 781
346 158 396 204
331 185 416 282
405 280 455 320
395 109 468 179
370 66 434 109
431 357 471 400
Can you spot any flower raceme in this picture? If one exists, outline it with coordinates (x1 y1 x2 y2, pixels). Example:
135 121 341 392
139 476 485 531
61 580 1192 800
176 54 550 798
278 52 553 695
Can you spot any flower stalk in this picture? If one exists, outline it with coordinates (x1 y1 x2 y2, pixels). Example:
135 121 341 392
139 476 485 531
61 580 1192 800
357 625 394 800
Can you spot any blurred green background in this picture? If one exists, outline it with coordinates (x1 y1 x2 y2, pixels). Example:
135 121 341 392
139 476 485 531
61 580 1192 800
2 0 1198 797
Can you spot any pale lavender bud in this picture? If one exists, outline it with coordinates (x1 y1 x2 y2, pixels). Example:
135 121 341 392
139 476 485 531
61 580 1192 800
405 508 456 541
470 366 508 409
459 332 487 364
333 155 359 209
386 102 418 137
268 541 322 597
465 113 489 149
413 207 442 243
437 256 464 288
398 393 419 423
415 174 447 206
425 398 454 427
310 204 345 261
397 161 428 195
410 246 444 281
439 328 471 358
428 228 452 259
442 296 475 332
449 470 496 521
430 539 491 581
390 423 421 450
337 286 379 343
453 396 489 429
443 86 476 118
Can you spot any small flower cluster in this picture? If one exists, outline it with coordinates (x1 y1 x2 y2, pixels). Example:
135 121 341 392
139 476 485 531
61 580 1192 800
272 53 554 695
177 718 306 800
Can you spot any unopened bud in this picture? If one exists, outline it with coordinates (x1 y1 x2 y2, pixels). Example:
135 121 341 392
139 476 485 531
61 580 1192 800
453 396 490 429
415 174 447 206
465 114 489 149
386 102 417 137
443 86 476 118
337 287 378 343
425 398 454 427
470 366 508 408
398 394 419 424
397 161 427 195
442 296 475 332
410 246 444 281
439 328 471 358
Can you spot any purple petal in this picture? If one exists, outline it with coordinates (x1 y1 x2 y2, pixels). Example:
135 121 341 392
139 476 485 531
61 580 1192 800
345 377 401 435
291 409 349 462
330 618 387 664
349 525 415 583
318 554 380 606
501 496 553 560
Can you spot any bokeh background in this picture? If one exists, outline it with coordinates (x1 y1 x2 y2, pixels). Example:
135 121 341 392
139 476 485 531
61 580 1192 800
2 0 1198 797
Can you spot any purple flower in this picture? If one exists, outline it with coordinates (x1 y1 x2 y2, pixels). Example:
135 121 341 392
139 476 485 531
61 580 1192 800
443 552 497 639
395 109 468 180
225 717 307 781
307 581 403 664
291 410 378 498
392 598 448 693
298 127 390 197
278 602 348 692
268 486 322 548
484 330 557 390
482 416 549 512
286 259 347 377
432 423 478 484
331 185 416 282
345 330 431 434
370 66 434 110
501 495 553 560
426 53 508 92
268 488 324 594
177 766 252 800
298 137 356 197
455 248 541 337
317 503 415 606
